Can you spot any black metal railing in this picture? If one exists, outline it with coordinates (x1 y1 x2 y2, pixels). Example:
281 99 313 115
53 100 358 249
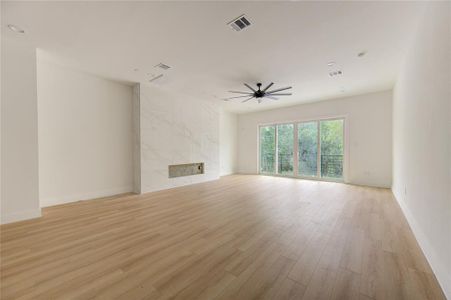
321 154 343 178
261 153 343 178
260 153 275 173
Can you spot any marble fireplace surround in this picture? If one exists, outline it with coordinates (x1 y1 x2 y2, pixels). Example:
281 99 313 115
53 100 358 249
133 83 220 194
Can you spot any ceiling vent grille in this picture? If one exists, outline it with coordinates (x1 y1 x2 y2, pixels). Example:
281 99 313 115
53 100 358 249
155 63 170 70
228 15 251 31
329 70 343 77
149 74 163 82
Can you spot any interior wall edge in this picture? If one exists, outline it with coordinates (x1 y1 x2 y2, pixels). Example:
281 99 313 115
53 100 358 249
132 83 141 194
1 208 42 225
392 191 451 299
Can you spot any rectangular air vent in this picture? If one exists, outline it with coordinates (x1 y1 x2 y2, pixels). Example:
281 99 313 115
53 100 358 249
155 63 170 70
228 15 251 31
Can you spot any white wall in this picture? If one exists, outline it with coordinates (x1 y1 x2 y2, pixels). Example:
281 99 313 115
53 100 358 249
1 37 41 224
392 2 451 298
238 91 393 188
37 58 134 207
220 110 238 176
139 84 219 193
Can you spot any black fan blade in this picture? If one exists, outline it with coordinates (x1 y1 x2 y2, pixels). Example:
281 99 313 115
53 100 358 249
266 86 292 94
262 82 274 92
228 91 254 95
241 96 255 103
244 83 257 92
222 95 252 101
266 93 292 96
265 95 279 100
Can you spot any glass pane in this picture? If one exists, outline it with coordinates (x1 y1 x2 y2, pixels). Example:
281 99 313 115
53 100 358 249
277 124 294 175
259 126 276 173
298 122 318 177
320 119 344 179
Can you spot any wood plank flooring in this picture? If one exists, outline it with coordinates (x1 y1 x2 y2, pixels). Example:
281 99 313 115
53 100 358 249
0 175 445 299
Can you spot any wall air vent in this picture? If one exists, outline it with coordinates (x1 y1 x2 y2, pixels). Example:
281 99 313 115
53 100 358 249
228 14 251 31
155 63 170 70
329 70 343 77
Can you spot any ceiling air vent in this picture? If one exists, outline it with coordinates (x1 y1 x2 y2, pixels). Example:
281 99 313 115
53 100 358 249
155 63 170 70
329 70 343 77
149 74 163 82
228 15 251 31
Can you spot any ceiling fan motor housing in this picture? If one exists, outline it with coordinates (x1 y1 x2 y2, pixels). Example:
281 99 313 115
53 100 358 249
223 82 292 103
255 83 264 98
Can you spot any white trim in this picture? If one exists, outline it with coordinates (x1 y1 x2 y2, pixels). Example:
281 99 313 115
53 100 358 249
274 125 279 174
316 120 321 177
293 123 299 175
393 191 451 299
1 208 42 224
256 114 348 127
40 186 134 207
220 172 236 177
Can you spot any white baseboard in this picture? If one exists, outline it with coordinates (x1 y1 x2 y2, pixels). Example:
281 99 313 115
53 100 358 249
40 186 134 207
1 208 42 224
393 190 451 299
220 172 236 177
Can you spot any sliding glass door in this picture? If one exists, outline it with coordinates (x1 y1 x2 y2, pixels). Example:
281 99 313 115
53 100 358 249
277 124 294 175
320 119 344 179
298 122 318 177
259 118 344 180
259 126 276 174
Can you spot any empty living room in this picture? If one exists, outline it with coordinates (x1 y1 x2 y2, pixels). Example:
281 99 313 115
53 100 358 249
1 1 450 299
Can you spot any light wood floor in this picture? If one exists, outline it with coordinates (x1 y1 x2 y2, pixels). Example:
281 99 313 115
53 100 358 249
0 175 445 300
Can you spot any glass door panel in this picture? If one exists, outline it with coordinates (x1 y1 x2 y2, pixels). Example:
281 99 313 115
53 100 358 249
277 124 294 175
298 121 318 177
259 126 276 174
320 119 344 179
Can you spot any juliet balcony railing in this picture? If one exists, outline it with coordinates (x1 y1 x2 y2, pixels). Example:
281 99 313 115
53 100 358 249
320 154 343 178
260 153 343 178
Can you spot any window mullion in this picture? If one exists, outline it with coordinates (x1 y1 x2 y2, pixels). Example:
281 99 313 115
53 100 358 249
317 121 321 178
293 123 299 177
274 125 278 175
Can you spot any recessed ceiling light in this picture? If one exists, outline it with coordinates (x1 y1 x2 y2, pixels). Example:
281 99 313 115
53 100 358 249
358 51 367 57
327 61 335 67
7 24 25 33
133 68 139 72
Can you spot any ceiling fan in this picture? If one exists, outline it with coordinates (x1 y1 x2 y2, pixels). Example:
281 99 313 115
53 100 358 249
223 82 292 103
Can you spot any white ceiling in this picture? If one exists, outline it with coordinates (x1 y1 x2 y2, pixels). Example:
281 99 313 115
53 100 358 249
2 1 426 113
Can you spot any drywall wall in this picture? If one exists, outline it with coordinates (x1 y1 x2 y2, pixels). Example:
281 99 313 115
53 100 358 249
392 2 451 298
220 110 238 176
1 37 41 223
139 84 219 193
37 58 134 207
238 90 393 188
